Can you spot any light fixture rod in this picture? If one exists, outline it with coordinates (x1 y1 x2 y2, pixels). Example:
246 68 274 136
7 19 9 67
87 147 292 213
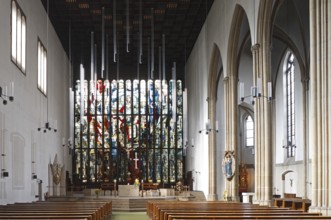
91 32 94 81
101 7 105 79
94 43 97 82
106 34 109 80
69 21 72 88
151 8 154 79
126 0 130 53
113 0 117 62
139 0 142 64
162 34 165 80
159 46 161 80
172 62 176 123
80 64 85 125
137 31 140 80
147 37 150 79
117 50 120 81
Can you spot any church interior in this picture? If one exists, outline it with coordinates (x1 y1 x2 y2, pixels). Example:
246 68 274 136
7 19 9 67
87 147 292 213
1 0 331 218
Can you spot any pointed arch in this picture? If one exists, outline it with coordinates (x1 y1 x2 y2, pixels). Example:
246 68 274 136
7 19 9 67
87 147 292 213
222 4 248 201
206 43 222 201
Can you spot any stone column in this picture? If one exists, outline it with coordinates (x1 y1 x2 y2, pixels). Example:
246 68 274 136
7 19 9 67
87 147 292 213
207 95 217 201
309 0 331 215
251 42 272 206
222 74 239 202
302 78 309 199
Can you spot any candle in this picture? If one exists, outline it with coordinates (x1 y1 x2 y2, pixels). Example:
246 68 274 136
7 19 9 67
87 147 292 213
216 120 219 131
257 77 262 97
251 86 257 98
239 82 244 101
11 82 14 97
267 82 272 101
206 119 210 130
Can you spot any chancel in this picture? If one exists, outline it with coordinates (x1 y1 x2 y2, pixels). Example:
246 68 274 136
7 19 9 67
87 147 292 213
1 0 331 219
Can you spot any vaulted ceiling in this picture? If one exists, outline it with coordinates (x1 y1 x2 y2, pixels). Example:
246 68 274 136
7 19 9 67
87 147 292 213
41 0 214 85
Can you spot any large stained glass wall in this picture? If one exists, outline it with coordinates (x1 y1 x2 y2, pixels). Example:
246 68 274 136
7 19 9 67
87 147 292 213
74 79 183 186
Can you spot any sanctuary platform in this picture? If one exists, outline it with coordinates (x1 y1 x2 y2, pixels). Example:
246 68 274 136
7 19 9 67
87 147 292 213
49 190 206 211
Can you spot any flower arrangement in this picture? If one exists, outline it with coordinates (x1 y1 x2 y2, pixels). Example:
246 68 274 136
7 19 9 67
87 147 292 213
134 178 140 186
95 189 101 198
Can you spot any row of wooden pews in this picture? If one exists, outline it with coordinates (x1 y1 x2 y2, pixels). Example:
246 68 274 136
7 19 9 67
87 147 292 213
147 200 330 220
0 199 112 220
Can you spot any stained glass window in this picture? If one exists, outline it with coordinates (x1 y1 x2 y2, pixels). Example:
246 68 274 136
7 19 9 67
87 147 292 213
285 53 296 158
74 79 183 186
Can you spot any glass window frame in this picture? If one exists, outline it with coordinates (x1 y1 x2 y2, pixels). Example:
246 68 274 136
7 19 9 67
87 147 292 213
284 52 296 158
37 39 47 96
11 0 27 74
244 115 254 148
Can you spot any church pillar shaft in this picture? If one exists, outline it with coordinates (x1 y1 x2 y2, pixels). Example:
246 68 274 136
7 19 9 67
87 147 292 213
309 0 331 214
229 75 238 201
309 0 318 208
222 76 238 201
207 96 217 201
252 42 272 206
302 78 308 199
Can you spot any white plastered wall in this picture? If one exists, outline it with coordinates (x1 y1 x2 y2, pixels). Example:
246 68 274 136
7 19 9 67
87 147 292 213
0 0 70 204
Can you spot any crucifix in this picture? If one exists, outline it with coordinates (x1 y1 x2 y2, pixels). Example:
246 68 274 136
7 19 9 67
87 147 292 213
133 152 139 170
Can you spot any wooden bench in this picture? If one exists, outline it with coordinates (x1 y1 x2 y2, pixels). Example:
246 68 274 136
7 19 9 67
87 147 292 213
149 201 279 220
147 200 328 220
274 198 311 212
167 214 331 219
101 182 117 196
0 199 112 220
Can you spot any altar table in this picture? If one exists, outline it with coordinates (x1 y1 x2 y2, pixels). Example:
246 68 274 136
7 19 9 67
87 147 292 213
118 185 140 197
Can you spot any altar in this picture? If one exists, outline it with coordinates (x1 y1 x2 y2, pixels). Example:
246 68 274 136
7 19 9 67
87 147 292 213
118 185 140 197
242 192 254 203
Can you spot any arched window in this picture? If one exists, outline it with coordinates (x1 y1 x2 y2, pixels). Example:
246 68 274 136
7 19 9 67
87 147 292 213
245 115 254 147
285 52 296 157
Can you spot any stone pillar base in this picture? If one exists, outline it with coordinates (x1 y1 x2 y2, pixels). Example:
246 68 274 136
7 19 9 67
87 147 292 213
207 194 218 201
309 206 331 216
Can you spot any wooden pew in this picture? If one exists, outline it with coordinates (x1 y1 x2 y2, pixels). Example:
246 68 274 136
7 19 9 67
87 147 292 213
147 200 327 220
0 213 92 220
274 198 311 212
149 201 278 220
167 214 331 219
0 199 112 220
162 209 319 219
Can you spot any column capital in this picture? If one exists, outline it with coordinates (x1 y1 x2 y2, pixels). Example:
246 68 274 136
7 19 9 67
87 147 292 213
251 43 260 52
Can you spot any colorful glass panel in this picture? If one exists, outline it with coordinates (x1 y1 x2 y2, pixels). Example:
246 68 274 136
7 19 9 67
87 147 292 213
133 80 139 114
74 79 183 186
125 80 132 114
